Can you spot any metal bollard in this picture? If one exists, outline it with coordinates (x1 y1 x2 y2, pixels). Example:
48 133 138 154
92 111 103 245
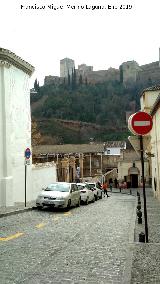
138 216 142 224
137 204 141 210
137 209 142 224
139 232 145 242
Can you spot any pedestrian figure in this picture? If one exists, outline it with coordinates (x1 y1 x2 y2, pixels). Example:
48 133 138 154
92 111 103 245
109 178 113 192
114 178 118 188
102 182 110 197
97 181 102 189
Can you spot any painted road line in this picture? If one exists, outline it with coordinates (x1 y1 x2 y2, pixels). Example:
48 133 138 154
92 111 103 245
35 223 46 229
0 232 24 241
64 212 72 216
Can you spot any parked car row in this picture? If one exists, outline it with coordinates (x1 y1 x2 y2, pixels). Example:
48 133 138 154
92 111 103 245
86 182 103 200
36 181 103 210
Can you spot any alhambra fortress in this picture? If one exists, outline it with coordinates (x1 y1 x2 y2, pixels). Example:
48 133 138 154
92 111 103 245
44 52 160 86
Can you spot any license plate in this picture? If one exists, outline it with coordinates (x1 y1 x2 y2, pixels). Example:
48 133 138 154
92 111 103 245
43 201 54 205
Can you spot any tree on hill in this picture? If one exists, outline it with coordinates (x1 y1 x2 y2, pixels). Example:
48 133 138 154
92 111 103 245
31 119 43 145
34 79 40 91
79 74 83 85
31 79 142 142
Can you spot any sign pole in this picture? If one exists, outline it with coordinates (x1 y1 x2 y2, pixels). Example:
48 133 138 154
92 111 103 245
24 147 31 207
128 111 152 243
25 163 27 207
139 135 148 243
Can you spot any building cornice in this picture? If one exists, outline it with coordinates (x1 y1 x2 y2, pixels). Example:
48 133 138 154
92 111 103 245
0 48 35 76
150 95 160 116
140 85 160 98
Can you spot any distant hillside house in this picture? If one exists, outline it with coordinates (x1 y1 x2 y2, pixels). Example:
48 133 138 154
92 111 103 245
104 141 126 155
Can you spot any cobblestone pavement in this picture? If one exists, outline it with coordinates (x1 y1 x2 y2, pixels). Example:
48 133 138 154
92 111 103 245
0 191 136 284
131 188 160 284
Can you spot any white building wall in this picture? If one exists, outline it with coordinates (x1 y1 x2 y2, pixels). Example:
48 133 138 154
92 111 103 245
0 49 58 207
32 163 57 201
151 109 160 199
0 62 14 206
140 90 159 113
118 160 149 185
0 64 32 206
10 66 32 203
105 147 121 155
0 49 34 207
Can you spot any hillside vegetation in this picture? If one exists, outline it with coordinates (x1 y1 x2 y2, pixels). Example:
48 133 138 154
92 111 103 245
31 79 146 144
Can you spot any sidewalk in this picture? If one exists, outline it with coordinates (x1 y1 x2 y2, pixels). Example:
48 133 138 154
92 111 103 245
0 201 36 218
131 187 160 283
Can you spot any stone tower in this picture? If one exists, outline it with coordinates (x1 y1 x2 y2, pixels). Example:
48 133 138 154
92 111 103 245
120 61 141 85
60 58 75 78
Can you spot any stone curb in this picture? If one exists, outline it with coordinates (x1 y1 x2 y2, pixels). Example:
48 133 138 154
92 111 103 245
0 206 37 218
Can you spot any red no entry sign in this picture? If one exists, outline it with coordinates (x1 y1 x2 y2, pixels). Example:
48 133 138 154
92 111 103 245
128 111 153 135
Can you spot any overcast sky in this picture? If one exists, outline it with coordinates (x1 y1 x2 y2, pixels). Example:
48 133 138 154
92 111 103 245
0 0 160 87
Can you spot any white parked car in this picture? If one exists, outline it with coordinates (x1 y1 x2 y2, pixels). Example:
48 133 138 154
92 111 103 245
86 182 103 200
77 183 95 205
36 182 81 210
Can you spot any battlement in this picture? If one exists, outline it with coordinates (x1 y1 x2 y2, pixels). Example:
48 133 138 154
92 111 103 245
44 54 160 86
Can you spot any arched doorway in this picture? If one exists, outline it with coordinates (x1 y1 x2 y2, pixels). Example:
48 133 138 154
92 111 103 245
128 166 139 188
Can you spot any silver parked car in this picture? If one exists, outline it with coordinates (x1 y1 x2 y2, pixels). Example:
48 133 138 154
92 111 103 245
77 183 95 204
86 182 103 200
36 182 81 210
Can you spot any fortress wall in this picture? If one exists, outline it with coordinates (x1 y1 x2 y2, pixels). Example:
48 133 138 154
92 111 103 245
140 61 159 71
138 67 160 83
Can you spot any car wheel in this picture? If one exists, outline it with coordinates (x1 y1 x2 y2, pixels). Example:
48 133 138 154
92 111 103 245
85 197 89 205
37 205 43 210
92 196 95 203
66 199 71 211
95 194 98 201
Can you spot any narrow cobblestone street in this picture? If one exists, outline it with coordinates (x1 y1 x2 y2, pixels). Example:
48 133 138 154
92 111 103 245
0 191 136 284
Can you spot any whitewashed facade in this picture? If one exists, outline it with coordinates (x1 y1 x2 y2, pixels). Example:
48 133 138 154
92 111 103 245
0 48 57 207
32 162 57 201
0 48 35 206
140 86 160 199
104 141 126 155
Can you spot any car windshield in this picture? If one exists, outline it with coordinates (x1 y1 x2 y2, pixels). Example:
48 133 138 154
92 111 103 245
77 185 85 190
44 183 70 192
88 183 95 189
